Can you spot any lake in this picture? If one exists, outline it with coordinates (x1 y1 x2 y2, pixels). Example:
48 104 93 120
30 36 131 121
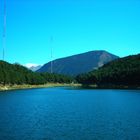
0 87 140 140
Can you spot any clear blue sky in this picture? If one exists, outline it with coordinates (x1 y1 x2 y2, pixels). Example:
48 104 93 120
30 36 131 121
0 0 140 65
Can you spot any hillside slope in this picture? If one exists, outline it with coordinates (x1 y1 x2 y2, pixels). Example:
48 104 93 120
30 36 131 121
76 54 140 87
0 61 45 85
0 61 73 85
37 50 119 76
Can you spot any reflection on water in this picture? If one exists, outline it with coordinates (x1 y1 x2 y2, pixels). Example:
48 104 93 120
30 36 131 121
0 88 140 140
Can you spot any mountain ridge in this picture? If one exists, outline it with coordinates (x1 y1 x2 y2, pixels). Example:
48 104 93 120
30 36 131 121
37 50 119 76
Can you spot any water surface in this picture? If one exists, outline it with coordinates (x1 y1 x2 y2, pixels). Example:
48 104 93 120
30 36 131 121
0 88 140 140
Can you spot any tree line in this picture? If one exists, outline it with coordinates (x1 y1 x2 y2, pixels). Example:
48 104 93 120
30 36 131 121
76 54 140 87
1 54 140 87
0 61 73 85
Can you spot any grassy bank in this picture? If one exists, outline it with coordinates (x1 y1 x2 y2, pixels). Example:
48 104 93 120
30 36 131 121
0 83 81 92
1 83 139 92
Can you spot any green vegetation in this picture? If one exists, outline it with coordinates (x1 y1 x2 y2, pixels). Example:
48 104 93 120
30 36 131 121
76 54 140 88
0 53 140 90
0 61 73 86
40 73 74 84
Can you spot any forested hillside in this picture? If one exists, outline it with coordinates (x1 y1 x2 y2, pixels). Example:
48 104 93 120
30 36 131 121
76 54 140 87
0 61 73 85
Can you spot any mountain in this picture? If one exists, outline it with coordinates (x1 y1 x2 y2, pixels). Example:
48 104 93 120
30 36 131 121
24 63 42 71
76 54 140 87
37 50 119 76
29 65 42 72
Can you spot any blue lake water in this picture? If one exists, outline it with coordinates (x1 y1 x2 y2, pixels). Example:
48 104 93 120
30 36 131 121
0 87 140 140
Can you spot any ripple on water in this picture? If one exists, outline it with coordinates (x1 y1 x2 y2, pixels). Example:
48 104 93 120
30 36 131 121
0 88 140 140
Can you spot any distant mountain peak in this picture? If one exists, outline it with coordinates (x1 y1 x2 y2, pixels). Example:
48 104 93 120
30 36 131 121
24 63 42 71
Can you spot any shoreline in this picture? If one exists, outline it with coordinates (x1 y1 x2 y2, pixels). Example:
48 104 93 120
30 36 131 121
0 84 140 92
0 83 81 92
80 84 140 90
